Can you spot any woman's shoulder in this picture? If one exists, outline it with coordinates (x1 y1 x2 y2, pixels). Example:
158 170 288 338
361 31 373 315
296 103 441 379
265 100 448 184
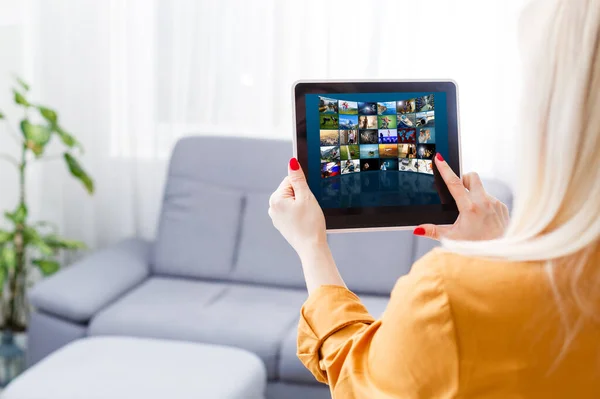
413 247 541 276
409 247 548 302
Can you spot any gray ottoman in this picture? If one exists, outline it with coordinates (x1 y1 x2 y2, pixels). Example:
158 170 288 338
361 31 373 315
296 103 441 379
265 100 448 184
3 337 266 399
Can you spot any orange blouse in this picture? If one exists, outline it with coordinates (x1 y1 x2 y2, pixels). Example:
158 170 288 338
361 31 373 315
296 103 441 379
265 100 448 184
297 248 600 398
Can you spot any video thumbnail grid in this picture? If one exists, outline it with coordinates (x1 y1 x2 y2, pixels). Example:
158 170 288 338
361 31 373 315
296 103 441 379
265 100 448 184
319 95 437 179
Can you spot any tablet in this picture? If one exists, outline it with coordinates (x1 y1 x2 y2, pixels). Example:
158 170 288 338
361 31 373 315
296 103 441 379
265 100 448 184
293 80 461 232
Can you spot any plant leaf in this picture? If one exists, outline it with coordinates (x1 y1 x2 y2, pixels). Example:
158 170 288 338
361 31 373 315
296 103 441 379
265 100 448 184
5 204 28 225
54 126 80 150
16 77 30 92
24 227 54 256
0 110 4 119
32 259 60 276
64 153 94 194
38 106 58 124
43 234 86 250
0 230 13 244
21 120 52 156
13 89 29 107
0 246 16 270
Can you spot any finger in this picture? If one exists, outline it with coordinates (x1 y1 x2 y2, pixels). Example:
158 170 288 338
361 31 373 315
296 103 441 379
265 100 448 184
269 177 293 207
288 157 310 199
276 176 290 191
413 224 450 241
434 153 471 211
276 176 294 197
499 202 510 224
462 172 486 198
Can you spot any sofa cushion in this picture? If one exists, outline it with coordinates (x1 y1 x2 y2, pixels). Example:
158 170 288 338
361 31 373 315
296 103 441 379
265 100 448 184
153 178 242 279
152 136 293 281
232 192 305 289
277 294 389 384
328 231 415 295
88 277 307 379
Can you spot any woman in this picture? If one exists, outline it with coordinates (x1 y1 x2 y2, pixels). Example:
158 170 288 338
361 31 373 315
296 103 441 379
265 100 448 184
268 0 599 397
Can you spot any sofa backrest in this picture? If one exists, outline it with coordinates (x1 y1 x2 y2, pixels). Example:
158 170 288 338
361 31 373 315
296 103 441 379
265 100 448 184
152 136 438 295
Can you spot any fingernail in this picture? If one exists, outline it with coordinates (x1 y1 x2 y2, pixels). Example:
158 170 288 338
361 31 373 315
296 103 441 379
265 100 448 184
289 157 300 171
436 153 444 162
413 227 426 236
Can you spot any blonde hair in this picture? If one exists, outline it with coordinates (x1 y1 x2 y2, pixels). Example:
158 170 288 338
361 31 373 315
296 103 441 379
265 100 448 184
443 0 600 261
442 0 600 370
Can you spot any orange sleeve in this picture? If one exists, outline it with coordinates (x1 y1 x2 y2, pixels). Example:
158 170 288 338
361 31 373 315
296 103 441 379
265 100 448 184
296 250 459 398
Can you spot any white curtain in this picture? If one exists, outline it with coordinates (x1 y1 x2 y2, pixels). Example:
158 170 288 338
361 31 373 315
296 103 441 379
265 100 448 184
20 0 524 249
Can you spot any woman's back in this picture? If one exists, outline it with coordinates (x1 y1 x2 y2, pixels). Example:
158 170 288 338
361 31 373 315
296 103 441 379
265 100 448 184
268 0 600 396
297 247 600 398
435 249 600 397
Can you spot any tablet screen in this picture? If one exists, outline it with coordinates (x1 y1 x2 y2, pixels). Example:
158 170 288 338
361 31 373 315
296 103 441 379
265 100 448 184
306 92 447 209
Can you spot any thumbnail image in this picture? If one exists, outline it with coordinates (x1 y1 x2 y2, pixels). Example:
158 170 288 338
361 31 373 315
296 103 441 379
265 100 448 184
416 94 435 112
398 128 416 144
398 143 417 158
379 144 399 158
378 129 398 144
358 102 377 115
417 128 436 144
359 129 378 144
360 159 379 172
358 115 378 130
399 158 419 172
377 102 396 115
397 113 416 128
416 111 435 127
319 96 339 114
320 129 339 146
397 99 416 114
359 144 380 159
417 143 436 159
378 115 397 129
320 114 339 129
418 159 433 174
339 115 359 130
320 146 340 162
341 159 361 174
340 144 360 160
321 161 340 178
340 129 358 145
379 158 398 171
339 100 358 115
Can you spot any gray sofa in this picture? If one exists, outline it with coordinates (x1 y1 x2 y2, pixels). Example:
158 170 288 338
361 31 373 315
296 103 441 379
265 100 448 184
27 136 512 399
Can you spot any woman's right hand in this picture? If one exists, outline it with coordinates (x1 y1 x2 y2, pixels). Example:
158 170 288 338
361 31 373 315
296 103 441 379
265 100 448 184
414 153 510 241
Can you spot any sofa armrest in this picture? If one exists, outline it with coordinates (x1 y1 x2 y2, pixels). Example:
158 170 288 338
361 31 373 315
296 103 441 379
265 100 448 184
29 238 152 323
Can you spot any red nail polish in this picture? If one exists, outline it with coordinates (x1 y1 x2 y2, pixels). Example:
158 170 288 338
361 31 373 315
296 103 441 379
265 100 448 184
436 153 444 162
413 227 426 236
290 157 300 171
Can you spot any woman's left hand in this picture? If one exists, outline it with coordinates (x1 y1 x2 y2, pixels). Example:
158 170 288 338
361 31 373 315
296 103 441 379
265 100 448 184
268 158 327 257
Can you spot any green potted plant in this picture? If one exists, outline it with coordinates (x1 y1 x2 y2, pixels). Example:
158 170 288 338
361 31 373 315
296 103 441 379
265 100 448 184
0 77 94 385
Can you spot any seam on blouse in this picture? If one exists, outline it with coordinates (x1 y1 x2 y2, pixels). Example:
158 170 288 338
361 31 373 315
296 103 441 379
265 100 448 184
305 318 375 382
434 256 462 399
316 318 375 350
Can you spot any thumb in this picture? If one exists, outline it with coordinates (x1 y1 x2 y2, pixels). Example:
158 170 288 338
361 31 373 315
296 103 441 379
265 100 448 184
288 157 310 198
413 224 449 241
